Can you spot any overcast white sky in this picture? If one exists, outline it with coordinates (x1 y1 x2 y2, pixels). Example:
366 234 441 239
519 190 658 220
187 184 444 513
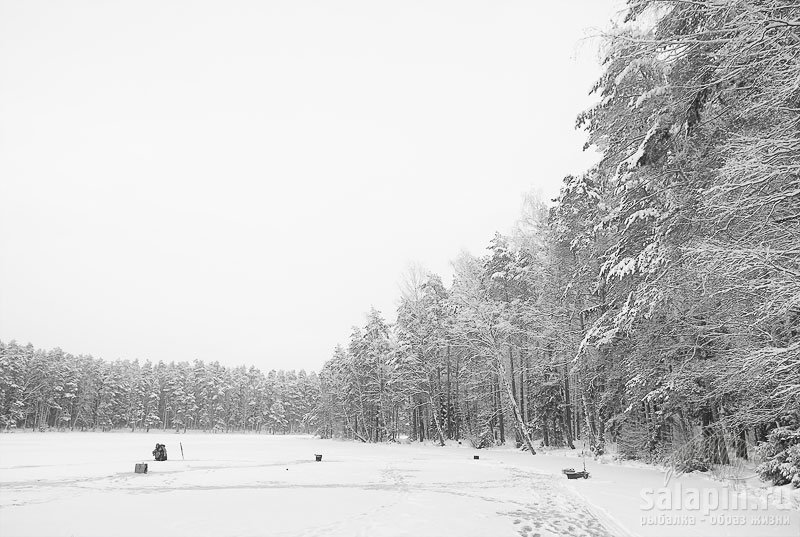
0 0 620 371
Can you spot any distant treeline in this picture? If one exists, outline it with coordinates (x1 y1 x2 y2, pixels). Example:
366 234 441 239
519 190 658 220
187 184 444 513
0 340 319 434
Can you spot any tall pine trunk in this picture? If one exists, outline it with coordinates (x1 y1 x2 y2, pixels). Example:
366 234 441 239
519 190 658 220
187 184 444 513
494 352 536 454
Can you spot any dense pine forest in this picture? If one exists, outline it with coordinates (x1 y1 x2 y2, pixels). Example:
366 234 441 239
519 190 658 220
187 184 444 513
0 341 320 434
1 1 798 487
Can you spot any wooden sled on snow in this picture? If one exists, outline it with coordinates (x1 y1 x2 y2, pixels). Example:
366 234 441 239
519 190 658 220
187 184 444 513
563 451 591 479
563 469 590 479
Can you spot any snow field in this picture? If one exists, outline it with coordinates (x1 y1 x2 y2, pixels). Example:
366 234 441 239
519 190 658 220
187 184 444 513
0 433 797 537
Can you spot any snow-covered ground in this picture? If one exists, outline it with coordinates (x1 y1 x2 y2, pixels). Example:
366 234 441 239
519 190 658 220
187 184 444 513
0 433 797 537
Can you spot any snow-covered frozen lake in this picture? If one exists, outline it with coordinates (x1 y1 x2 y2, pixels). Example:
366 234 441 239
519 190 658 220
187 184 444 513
0 433 797 537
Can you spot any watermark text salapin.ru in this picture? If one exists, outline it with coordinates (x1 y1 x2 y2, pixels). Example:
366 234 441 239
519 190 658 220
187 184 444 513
639 485 795 527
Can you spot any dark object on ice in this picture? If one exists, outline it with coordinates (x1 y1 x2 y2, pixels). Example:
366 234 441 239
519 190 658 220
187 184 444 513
474 455 480 460
315 454 322 462
564 454 590 479
135 463 148 474
152 443 167 461
565 470 590 479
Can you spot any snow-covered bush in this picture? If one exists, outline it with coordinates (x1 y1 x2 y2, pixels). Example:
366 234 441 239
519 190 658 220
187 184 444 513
674 456 710 473
616 425 650 460
467 428 495 449
755 427 800 488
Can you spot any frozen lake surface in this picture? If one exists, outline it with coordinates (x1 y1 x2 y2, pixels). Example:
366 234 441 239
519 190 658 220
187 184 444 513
0 433 797 537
